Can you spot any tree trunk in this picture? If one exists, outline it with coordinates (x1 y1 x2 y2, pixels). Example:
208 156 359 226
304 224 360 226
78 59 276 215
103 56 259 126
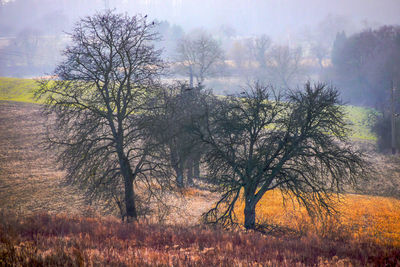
189 66 194 88
318 58 324 69
193 152 201 178
186 157 193 185
124 176 137 221
119 155 138 221
244 185 257 230
175 165 184 188
244 199 256 230
170 146 185 188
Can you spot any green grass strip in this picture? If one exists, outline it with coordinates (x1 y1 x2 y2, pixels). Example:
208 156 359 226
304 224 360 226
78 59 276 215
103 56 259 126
0 77 378 140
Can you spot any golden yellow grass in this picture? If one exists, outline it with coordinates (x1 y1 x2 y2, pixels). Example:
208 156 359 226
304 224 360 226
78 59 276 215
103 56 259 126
234 189 400 246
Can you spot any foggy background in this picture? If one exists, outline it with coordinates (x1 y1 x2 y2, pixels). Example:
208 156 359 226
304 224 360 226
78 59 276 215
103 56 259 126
2 0 400 38
1 0 400 108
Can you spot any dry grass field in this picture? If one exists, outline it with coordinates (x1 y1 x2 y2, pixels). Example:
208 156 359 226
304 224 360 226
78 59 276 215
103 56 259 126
0 100 215 222
235 190 400 247
1 100 400 266
0 101 86 215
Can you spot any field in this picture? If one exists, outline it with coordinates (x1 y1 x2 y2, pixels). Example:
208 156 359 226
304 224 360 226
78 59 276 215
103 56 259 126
0 101 86 214
343 105 377 141
1 78 400 266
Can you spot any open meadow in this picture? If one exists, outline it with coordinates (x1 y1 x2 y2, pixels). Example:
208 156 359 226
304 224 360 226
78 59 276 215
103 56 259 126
1 78 400 266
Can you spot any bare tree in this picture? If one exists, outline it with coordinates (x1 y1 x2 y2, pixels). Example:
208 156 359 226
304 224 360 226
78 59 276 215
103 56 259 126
174 30 223 184
176 30 224 87
230 40 247 70
35 11 164 221
191 82 368 230
266 45 304 88
149 83 206 188
247 34 271 69
311 43 329 69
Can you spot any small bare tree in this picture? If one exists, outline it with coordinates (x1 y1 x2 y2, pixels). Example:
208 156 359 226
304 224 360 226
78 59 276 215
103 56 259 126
191 82 368 230
311 43 329 69
148 83 206 188
174 30 223 184
247 34 271 69
266 45 304 88
13 27 42 67
35 11 164 221
230 40 247 70
176 30 224 87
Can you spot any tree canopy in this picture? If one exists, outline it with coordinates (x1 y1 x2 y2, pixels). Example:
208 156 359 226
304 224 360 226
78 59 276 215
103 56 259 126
191 82 368 230
35 11 165 221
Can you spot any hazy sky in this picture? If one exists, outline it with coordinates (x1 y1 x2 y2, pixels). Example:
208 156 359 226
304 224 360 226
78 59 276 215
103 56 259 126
113 0 400 36
1 0 400 41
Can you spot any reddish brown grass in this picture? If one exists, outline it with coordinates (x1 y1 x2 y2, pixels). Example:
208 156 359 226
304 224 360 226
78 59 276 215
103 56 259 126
1 211 399 266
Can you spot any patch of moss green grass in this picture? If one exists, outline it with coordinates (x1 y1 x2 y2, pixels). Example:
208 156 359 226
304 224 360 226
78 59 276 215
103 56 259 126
344 105 378 141
0 77 38 103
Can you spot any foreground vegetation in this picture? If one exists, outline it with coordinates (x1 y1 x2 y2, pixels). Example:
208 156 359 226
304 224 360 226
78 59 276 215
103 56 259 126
1 211 399 266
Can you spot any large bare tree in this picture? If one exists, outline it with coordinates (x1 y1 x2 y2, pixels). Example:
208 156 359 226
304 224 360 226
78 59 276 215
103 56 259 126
35 11 164 221
191 82 368 230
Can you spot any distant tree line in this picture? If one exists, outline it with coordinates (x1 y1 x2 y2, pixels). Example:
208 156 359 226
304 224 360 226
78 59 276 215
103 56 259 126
329 26 400 151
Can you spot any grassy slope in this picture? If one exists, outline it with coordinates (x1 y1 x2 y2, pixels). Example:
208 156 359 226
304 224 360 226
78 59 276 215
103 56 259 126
0 77 377 140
